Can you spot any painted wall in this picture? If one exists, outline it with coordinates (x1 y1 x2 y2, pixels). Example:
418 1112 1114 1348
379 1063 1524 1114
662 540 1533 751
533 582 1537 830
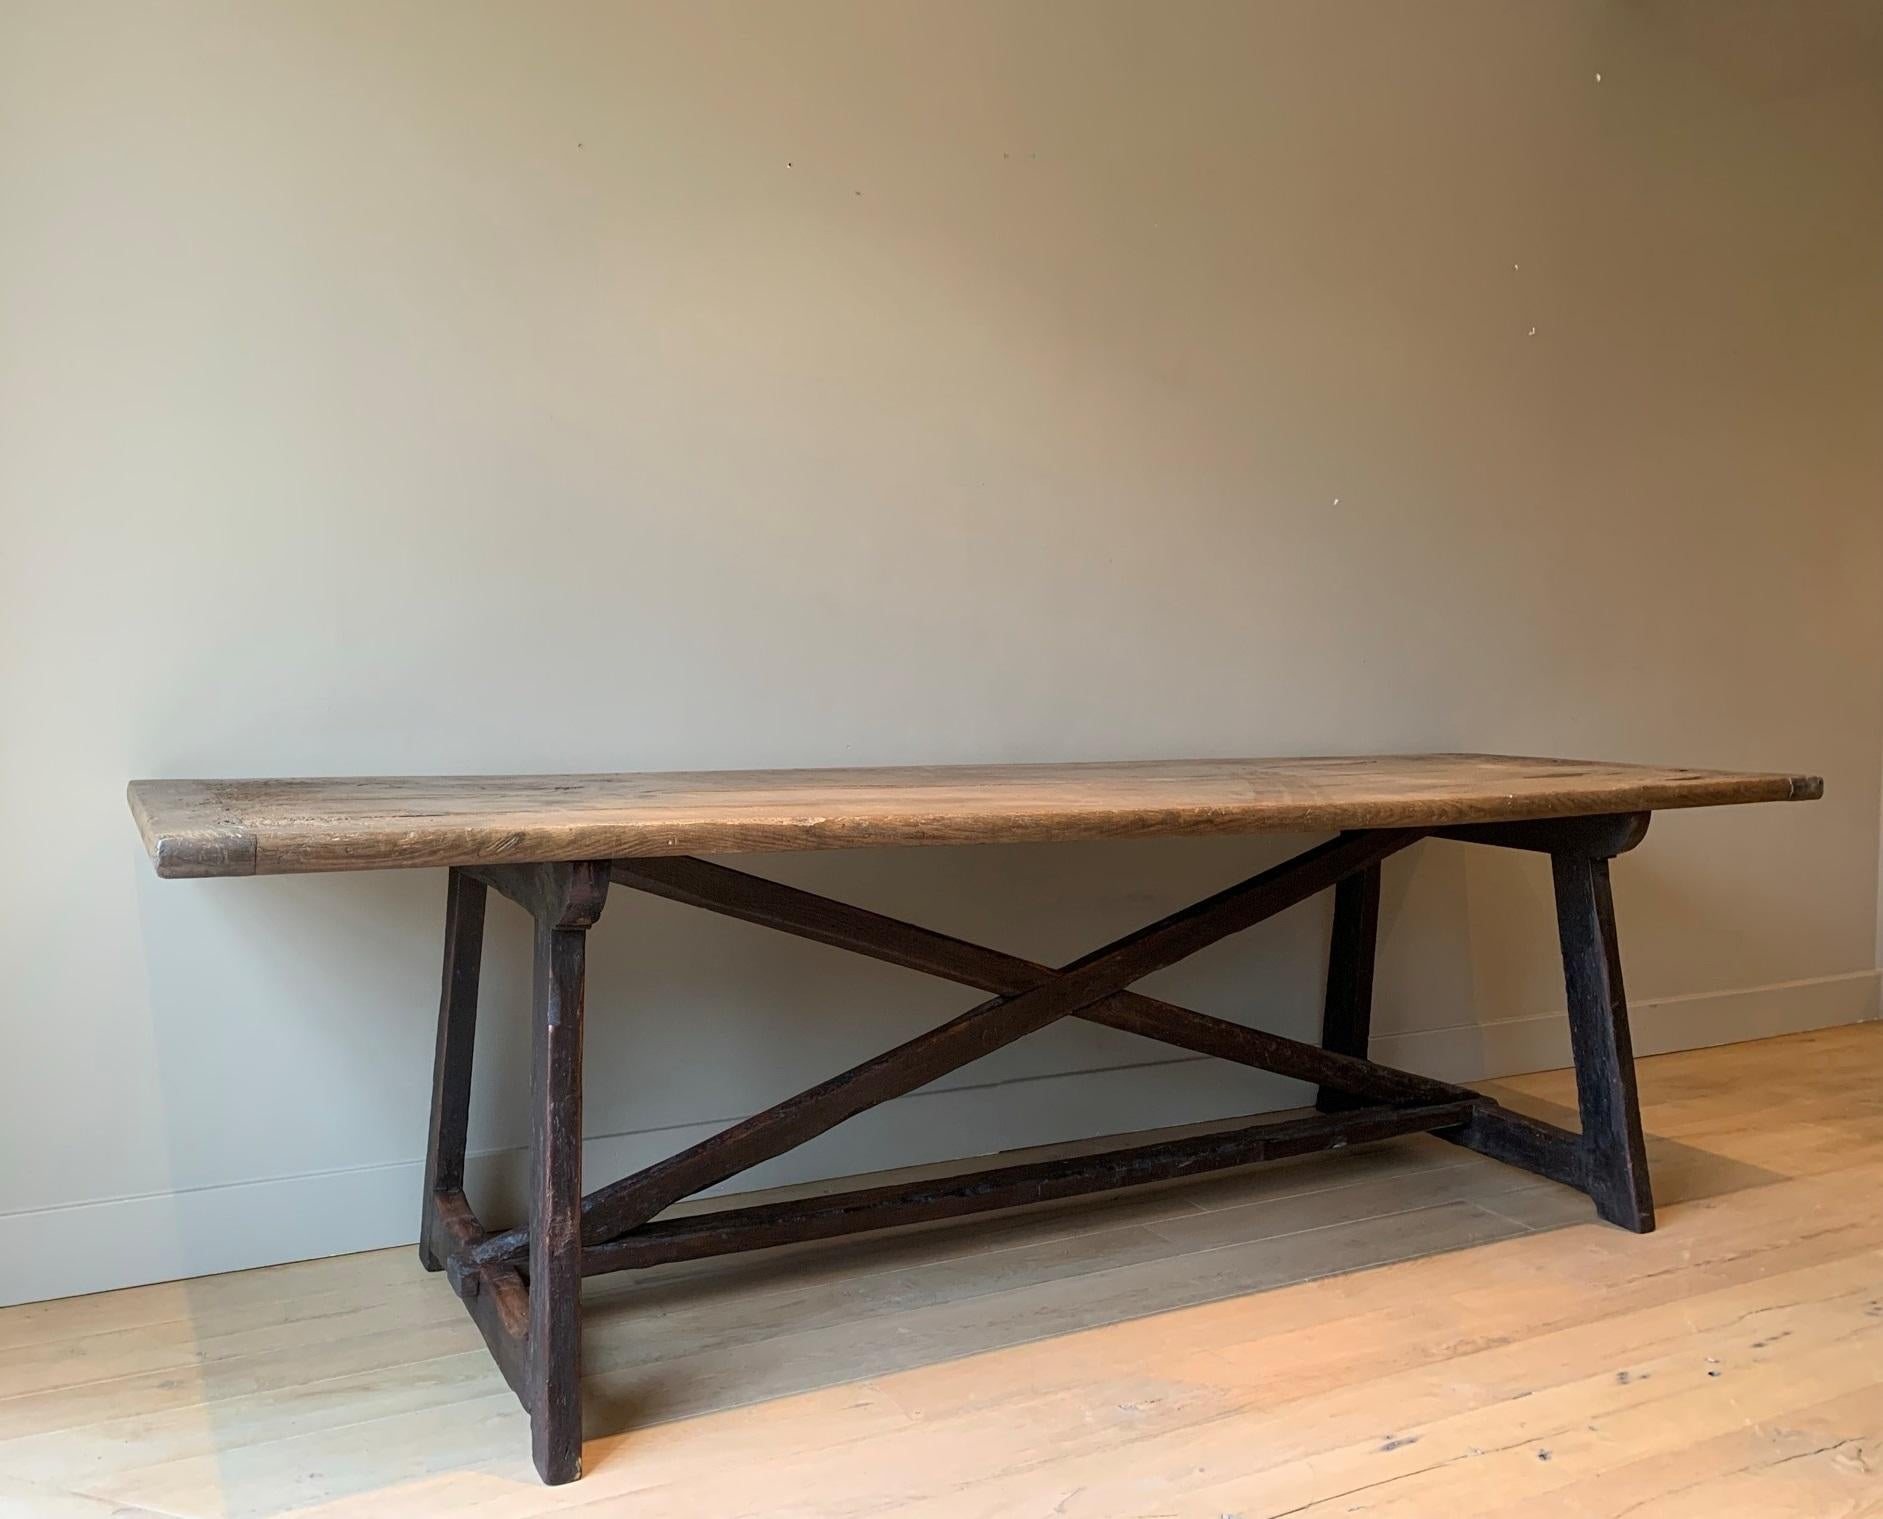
3 1 1880 1305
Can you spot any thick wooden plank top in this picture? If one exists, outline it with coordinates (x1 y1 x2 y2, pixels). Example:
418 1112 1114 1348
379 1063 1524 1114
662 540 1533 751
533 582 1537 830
128 755 1822 879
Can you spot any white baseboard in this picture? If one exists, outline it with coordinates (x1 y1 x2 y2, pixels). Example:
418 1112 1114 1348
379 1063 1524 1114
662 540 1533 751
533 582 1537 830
1370 967 1880 1084
5 968 1876 1306
0 1056 1300 1307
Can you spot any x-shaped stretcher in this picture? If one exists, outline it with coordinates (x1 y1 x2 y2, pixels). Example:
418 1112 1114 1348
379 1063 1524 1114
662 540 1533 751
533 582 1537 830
427 815 1655 1482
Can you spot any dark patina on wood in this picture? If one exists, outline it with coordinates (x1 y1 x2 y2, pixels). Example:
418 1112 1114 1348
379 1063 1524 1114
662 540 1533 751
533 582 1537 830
412 810 1689 1484
1315 862 1382 1114
465 828 1426 1273
582 1098 1481 1274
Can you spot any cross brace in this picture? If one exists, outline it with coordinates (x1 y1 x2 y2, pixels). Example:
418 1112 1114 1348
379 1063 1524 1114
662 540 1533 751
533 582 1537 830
419 813 1655 1483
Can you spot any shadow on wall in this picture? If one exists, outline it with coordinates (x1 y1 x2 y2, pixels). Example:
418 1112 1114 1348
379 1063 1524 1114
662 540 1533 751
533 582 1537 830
134 831 1507 1253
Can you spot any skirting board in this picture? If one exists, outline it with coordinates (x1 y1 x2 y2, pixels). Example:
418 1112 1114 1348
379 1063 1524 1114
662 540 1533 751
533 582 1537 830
4 968 1876 1306
1367 967 1879 1084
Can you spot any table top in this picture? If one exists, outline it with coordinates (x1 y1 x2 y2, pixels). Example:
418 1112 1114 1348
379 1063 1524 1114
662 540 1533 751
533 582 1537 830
127 754 1821 878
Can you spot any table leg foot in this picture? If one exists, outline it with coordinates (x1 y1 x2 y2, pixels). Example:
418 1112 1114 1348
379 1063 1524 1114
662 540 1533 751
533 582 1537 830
1552 852 1655 1233
528 917 590 1483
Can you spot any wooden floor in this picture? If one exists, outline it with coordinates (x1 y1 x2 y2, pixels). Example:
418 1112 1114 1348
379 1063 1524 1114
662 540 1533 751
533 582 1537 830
4 1025 1881 1518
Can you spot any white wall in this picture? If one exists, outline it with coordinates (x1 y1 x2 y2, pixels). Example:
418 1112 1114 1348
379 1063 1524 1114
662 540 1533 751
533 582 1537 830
3 1 1880 1306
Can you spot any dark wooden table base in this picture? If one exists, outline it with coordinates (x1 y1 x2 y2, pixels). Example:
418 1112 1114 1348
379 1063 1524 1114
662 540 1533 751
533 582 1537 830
417 815 1655 1484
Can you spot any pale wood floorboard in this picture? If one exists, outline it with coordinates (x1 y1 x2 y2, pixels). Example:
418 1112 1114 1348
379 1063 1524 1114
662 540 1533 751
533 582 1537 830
3 1024 1879 1517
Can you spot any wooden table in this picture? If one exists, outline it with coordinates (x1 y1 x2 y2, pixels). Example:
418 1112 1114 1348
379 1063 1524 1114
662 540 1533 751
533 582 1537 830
128 754 1821 1484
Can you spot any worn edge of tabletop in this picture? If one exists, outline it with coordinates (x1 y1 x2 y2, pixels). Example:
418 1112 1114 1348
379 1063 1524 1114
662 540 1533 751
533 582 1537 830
128 757 1824 880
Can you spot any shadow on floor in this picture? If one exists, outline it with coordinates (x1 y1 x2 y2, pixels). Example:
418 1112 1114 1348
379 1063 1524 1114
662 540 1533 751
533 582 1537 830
569 1108 1783 1446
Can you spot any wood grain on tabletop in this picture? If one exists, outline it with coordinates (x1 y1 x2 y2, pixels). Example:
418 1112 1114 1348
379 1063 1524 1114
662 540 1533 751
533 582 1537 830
127 753 1822 876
